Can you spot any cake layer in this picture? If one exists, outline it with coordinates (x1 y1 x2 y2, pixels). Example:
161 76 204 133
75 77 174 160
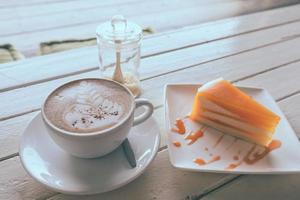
202 94 279 132
190 78 281 146
198 79 278 120
192 79 280 133
193 115 271 146
193 95 273 137
191 96 273 145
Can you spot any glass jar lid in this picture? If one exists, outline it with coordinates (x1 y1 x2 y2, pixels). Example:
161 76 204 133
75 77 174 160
96 15 142 44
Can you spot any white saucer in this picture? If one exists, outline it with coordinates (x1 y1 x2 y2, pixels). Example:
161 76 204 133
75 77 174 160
19 112 160 195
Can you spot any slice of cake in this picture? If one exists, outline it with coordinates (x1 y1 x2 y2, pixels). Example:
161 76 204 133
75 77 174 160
190 78 280 146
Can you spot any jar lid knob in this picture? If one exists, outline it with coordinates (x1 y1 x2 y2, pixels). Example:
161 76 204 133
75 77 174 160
111 15 127 36
96 15 142 43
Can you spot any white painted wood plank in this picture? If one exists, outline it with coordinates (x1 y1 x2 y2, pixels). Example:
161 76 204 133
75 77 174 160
0 0 141 20
2 37 300 121
2 19 300 92
0 0 78 8
141 39 300 107
0 0 232 20
0 6 298 198
0 0 227 36
1 35 298 198
1 38 300 160
0 157 57 200
2 3 300 56
237 62 300 100
0 112 36 161
201 172 300 199
3 27 298 199
0 150 231 200
279 94 300 138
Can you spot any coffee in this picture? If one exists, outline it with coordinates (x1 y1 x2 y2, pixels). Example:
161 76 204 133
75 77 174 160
44 79 132 133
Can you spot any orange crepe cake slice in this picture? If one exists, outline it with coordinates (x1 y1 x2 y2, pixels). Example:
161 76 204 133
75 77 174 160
190 78 280 146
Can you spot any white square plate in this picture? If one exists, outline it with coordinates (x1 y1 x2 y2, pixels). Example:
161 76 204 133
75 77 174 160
165 83 300 174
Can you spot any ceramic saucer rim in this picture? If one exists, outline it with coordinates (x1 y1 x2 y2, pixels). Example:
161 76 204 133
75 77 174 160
19 112 160 195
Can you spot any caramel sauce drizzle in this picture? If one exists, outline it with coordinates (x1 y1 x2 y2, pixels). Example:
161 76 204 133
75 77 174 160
226 140 282 170
171 118 186 134
233 155 239 160
201 115 267 140
244 140 281 164
194 155 221 166
226 162 242 170
194 158 206 165
174 115 282 171
185 127 205 145
213 134 225 148
173 141 181 148
208 155 221 164
226 145 255 170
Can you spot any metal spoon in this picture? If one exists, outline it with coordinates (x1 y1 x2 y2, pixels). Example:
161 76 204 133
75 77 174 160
121 138 136 168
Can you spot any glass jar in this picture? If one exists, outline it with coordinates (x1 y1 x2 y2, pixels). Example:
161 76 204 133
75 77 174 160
96 15 142 97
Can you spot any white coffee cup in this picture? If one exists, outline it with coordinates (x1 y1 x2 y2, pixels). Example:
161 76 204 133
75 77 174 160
41 78 153 158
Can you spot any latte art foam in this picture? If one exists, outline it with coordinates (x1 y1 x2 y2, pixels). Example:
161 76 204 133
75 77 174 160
44 79 132 133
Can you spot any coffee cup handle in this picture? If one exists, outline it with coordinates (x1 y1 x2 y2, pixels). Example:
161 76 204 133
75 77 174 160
133 98 154 126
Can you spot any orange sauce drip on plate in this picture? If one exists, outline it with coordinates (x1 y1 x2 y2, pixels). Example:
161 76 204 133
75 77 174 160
194 156 221 166
207 155 221 164
268 139 282 150
226 162 242 170
173 141 181 147
194 158 206 165
171 119 186 134
245 140 281 164
233 155 239 160
185 127 205 145
226 140 281 170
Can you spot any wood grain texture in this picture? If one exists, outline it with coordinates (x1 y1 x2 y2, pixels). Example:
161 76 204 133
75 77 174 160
0 4 300 200
237 61 300 100
0 112 36 161
0 83 300 200
0 156 57 200
4 0 234 36
0 0 297 35
141 38 300 107
0 0 81 8
0 0 141 20
0 150 231 200
201 174 300 200
2 18 300 92
2 3 300 90
279 94 300 138
0 33 300 141
1 3 300 56
1 32 300 121
1 32 300 162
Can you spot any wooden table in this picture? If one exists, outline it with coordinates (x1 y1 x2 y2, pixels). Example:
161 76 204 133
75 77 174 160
0 0 298 57
1 4 300 200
